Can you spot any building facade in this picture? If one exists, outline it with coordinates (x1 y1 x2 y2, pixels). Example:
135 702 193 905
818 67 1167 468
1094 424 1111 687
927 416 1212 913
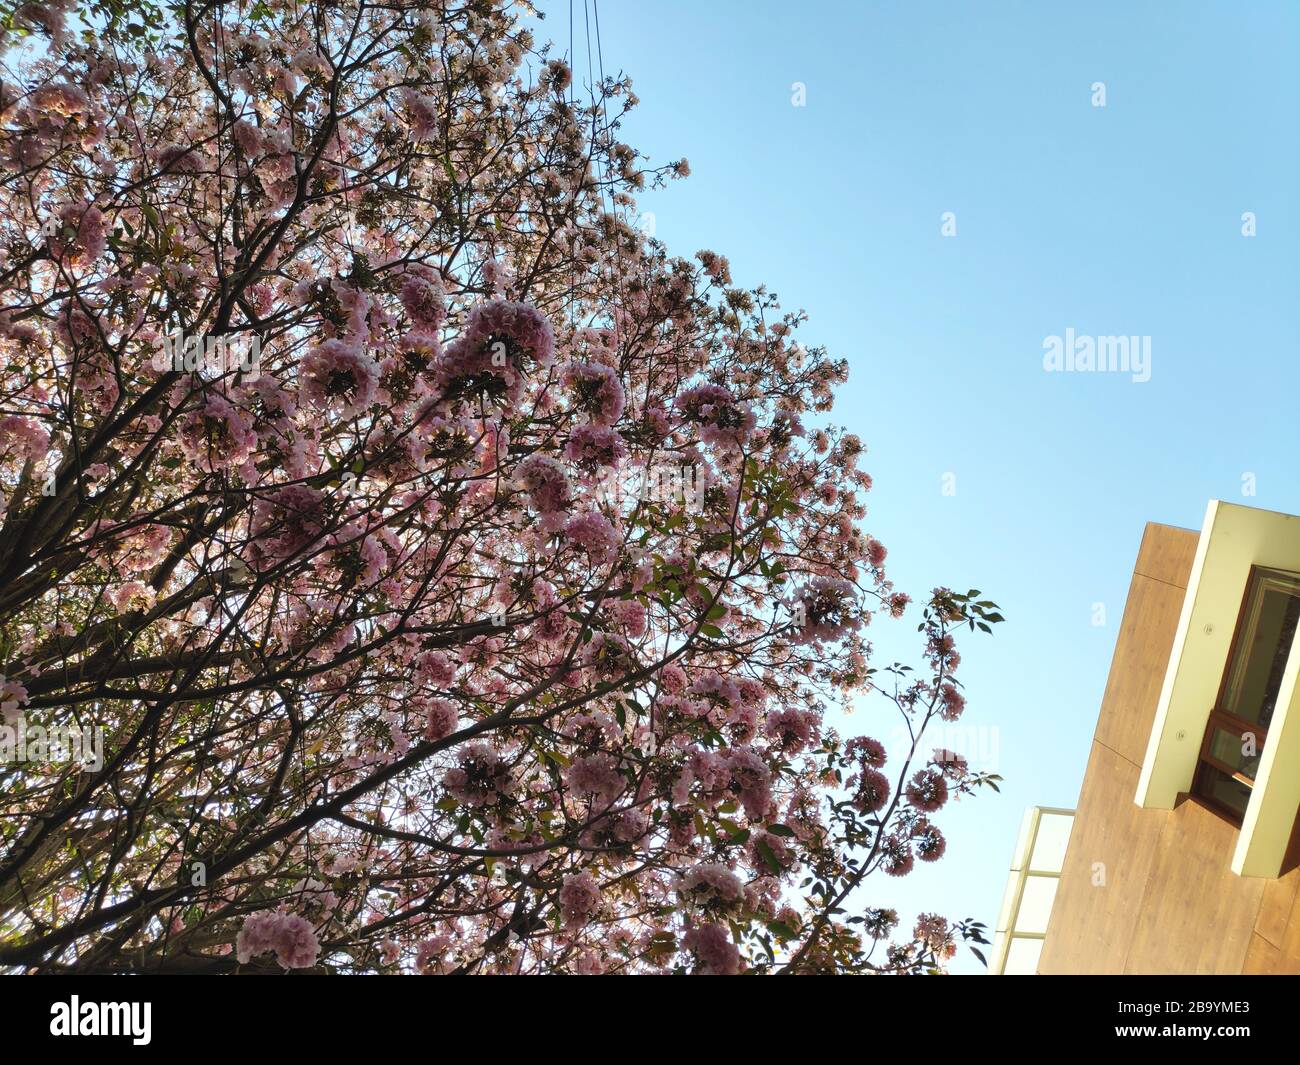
1036 503 1300 974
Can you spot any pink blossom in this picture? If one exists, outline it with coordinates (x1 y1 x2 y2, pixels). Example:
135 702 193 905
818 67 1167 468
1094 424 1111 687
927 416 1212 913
565 752 625 806
247 485 327 569
847 735 887 768
558 871 602 929
905 768 948 812
439 301 554 406
881 835 914 877
232 119 263 157
516 453 573 517
49 200 106 265
675 383 755 448
414 649 457 687
790 576 862 645
299 339 379 416
0 416 50 462
850 767 891 814
399 87 439 141
564 511 619 564
913 820 947 862
609 598 647 637
938 683 966 721
178 392 258 471
763 707 818 754
399 271 446 329
422 698 459 742
563 423 627 470
1 675 29 728
562 360 626 426
718 747 772 820
914 913 957 960
443 742 513 806
680 862 744 910
682 923 739 975
658 664 688 694
235 910 320 970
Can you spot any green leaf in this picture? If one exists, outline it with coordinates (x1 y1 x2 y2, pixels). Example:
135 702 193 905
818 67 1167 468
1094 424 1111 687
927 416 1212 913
766 919 797 940
755 839 782 874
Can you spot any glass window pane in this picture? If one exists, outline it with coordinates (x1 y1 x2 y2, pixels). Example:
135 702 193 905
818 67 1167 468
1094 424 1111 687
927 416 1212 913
1004 937 1043 975
1207 726 1262 780
1029 812 1073 872
1195 764 1252 818
1222 570 1300 729
1015 875 1060 935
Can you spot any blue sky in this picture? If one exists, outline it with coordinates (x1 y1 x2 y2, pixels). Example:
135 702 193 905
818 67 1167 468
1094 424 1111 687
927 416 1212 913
531 0 1300 971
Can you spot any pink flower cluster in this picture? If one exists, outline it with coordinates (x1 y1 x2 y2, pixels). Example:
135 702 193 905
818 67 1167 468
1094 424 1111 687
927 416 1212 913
299 339 379 416
763 706 819 754
847 735 886 767
790 575 862 645
675 383 756 448
562 360 625 425
912 818 947 862
178 393 257 472
679 862 744 911
232 119 263 157
235 910 320 969
421 697 459 742
683 746 773 820
247 484 327 570
565 752 626 806
464 299 554 366
516 453 573 521
563 423 627 470
608 598 647 637
399 87 439 141
413 649 457 687
682 923 740 975
443 742 513 807
914 913 957 960
563 511 619 564
850 766 891 814
558 871 602 929
399 270 446 329
938 682 966 720
1 674 29 728
845 735 892 814
0 415 50 462
49 199 106 265
905 769 948 812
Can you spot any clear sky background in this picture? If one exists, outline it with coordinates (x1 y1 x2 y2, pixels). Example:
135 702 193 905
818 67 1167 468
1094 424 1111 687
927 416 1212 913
531 0 1300 972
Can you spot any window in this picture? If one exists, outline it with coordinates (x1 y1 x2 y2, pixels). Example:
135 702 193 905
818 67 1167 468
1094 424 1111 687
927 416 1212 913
1192 566 1300 822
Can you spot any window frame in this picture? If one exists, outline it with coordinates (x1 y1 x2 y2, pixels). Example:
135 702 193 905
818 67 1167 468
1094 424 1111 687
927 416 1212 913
1191 564 1300 823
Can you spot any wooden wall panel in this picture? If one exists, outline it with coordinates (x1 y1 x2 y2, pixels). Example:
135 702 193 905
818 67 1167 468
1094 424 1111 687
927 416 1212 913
1092 569 1192 767
1248 814 1300 972
1038 522 1204 974
1037 745 1164 974
1242 933 1297 974
1132 521 1200 588
1123 799 1263 973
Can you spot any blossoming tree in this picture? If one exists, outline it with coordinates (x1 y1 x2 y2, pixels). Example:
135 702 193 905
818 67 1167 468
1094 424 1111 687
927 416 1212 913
0 0 1002 974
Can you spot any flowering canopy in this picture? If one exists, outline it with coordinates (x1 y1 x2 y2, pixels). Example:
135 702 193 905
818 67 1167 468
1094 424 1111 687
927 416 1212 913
0 0 1002 974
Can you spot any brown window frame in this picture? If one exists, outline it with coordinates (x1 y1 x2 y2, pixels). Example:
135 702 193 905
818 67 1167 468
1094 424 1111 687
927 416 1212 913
1191 564 1300 824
